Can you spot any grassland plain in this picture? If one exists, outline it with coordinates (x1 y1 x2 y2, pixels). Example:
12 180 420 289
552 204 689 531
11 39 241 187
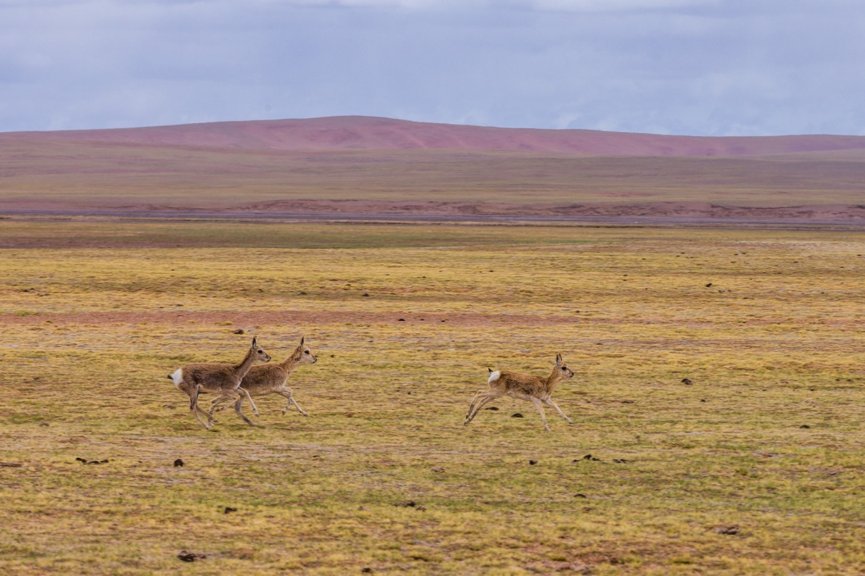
1 220 864 574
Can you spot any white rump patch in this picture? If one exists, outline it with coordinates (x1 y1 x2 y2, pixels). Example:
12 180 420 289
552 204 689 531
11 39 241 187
170 368 183 388
487 370 501 384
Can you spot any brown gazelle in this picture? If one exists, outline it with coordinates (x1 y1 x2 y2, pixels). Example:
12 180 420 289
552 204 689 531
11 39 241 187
168 336 272 429
225 336 318 423
464 353 575 431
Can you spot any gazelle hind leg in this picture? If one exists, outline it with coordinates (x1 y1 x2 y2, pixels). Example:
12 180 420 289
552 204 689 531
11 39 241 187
464 389 488 421
464 393 500 425
209 395 228 415
191 397 214 430
190 384 200 411
464 393 489 424
186 385 213 429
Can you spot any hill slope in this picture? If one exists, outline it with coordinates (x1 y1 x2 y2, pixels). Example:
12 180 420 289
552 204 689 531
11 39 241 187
6 116 865 157
2 117 864 225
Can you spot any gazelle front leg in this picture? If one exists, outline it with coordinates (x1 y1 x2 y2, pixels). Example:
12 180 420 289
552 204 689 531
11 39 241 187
209 395 226 413
237 387 259 416
209 393 234 419
231 395 257 427
276 388 308 416
210 391 255 426
530 397 551 431
221 388 259 416
544 398 572 424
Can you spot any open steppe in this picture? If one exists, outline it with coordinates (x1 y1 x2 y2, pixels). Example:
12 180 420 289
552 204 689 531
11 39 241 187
2 221 864 574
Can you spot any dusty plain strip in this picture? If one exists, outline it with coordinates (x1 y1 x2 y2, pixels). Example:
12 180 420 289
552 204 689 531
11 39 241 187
3 199 865 228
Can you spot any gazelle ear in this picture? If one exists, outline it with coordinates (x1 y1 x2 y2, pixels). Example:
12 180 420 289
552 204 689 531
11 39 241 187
252 336 257 347
555 353 563 367
300 336 305 346
488 367 493 374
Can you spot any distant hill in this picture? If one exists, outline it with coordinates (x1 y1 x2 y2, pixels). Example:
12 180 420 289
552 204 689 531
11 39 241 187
2 117 865 226
6 116 865 157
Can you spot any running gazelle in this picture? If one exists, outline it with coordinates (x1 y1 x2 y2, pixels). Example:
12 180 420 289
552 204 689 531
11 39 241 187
168 337 271 429
224 336 318 424
464 353 574 431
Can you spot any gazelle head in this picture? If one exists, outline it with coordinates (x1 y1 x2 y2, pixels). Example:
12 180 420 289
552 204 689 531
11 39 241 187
554 353 574 380
251 336 272 363
296 336 317 364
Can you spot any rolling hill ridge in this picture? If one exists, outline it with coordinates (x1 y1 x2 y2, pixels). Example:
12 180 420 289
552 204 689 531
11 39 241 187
6 115 865 157
2 117 864 225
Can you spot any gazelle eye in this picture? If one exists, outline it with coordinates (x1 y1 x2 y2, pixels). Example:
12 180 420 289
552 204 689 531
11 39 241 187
304 350 310 354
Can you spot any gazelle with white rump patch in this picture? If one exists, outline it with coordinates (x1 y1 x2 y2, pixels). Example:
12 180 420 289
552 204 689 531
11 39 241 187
226 336 318 423
464 353 575 431
168 336 271 429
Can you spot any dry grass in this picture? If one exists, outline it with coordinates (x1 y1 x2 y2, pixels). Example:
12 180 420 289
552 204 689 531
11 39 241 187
1 221 864 574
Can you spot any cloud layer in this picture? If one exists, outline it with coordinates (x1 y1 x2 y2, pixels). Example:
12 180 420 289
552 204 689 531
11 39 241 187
1 0 863 135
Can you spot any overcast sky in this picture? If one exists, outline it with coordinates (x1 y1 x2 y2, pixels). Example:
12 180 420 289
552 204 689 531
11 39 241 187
1 0 863 135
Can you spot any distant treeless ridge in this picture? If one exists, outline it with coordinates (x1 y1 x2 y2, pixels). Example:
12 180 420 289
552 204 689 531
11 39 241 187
2 116 864 226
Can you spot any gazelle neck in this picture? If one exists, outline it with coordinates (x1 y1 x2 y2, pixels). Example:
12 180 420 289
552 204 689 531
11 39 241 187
280 347 304 372
545 368 562 391
234 346 258 378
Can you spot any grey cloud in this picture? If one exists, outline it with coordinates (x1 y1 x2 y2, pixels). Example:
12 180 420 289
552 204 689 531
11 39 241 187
0 0 863 134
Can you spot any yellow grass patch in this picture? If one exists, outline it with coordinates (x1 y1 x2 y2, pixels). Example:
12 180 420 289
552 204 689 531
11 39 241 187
1 221 864 573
